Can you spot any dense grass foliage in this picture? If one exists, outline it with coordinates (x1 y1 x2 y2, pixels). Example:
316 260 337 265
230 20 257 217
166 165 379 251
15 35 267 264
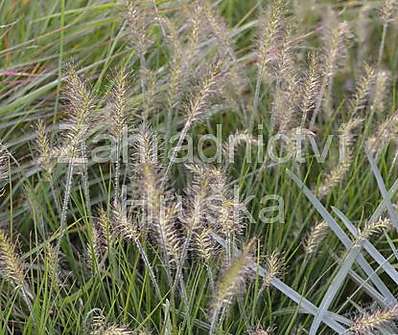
1 0 398 334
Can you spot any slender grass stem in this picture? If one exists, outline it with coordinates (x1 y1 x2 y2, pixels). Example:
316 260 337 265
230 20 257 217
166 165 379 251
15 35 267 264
135 239 162 300
55 160 74 254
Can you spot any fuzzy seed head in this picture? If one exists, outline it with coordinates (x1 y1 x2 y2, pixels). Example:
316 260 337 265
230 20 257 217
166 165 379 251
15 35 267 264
133 124 164 226
108 67 128 139
304 221 329 256
349 305 398 334
248 326 274 335
124 0 153 57
367 109 398 154
112 201 139 242
300 52 322 127
262 251 284 289
257 0 287 77
60 62 95 159
0 230 25 288
357 218 389 242
212 240 255 313
35 120 54 178
186 59 225 125
372 71 390 115
90 314 134 335
44 244 60 288
89 208 112 264
322 13 350 78
193 226 218 263
350 65 376 116
380 0 398 24
154 203 181 264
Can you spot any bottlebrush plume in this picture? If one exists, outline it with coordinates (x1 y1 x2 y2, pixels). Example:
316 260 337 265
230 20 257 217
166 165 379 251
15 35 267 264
89 208 112 263
248 326 274 335
124 0 153 58
133 124 163 226
322 13 350 78
0 230 25 288
133 125 181 263
367 109 398 154
357 218 389 243
257 0 287 79
300 52 322 127
262 251 284 289
35 120 54 178
60 62 96 159
350 64 376 116
182 163 214 233
380 0 398 24
372 71 389 115
193 226 218 263
212 239 255 312
206 168 246 238
112 201 139 242
90 313 134 335
349 305 398 334
154 202 181 265
186 59 225 125
304 221 329 256
108 67 128 140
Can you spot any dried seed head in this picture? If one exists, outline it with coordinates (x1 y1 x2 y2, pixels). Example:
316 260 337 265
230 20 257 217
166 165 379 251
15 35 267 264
248 326 274 335
217 198 246 237
357 218 389 242
203 167 246 237
182 163 217 234
269 34 300 132
162 16 185 110
35 120 54 178
203 1 234 59
133 124 164 226
367 109 398 154
44 243 60 289
193 226 218 263
372 71 390 115
349 305 398 334
322 12 350 78
154 203 181 264
60 62 95 159
90 313 134 335
262 251 284 289
89 208 111 264
186 59 226 125
112 201 139 242
300 52 322 127
304 221 329 256
185 2 206 63
108 67 128 140
124 0 153 57
212 240 256 313
257 0 288 78
380 0 398 24
350 65 376 116
0 230 25 288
